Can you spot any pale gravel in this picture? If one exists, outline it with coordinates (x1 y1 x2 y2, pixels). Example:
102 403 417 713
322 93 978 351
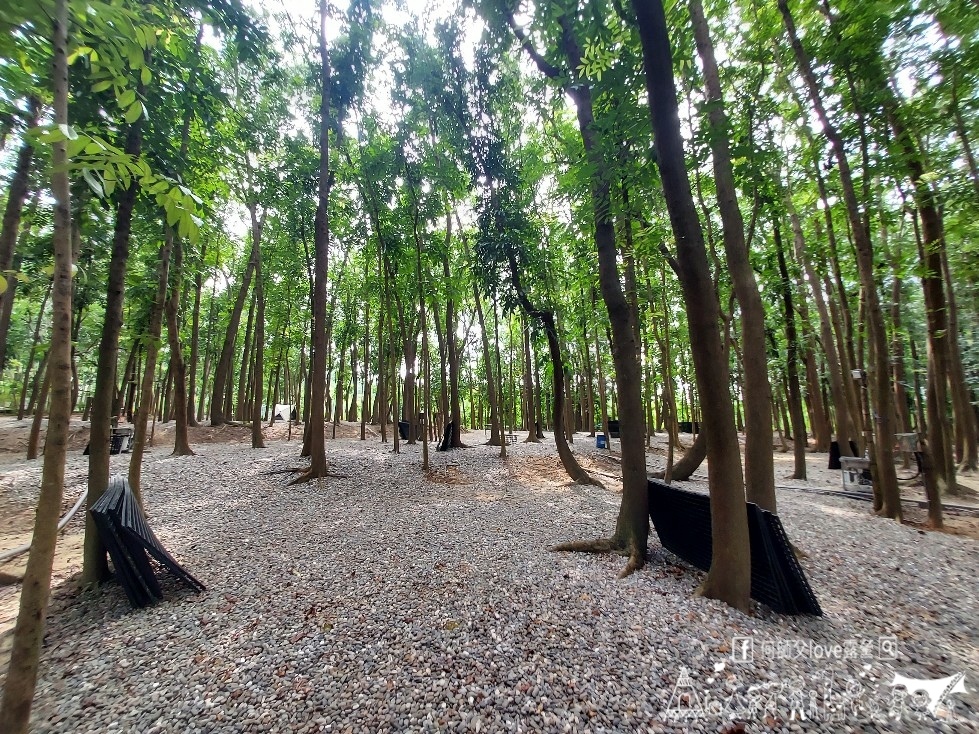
0 431 976 733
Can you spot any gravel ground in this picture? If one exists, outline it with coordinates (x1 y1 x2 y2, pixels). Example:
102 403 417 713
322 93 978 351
3 432 978 733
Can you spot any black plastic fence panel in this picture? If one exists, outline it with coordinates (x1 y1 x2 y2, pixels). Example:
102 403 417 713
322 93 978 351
647 479 822 616
90 476 205 608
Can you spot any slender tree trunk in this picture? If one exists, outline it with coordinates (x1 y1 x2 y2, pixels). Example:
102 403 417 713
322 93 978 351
209 243 258 425
910 208 956 494
83 81 145 584
940 245 978 471
26 368 51 461
689 0 776 511
293 0 332 482
473 285 501 446
522 315 540 443
888 245 912 435
165 232 194 455
0 6 72 727
781 0 901 519
236 289 256 421
787 208 854 458
774 225 807 478
635 0 750 608
186 247 203 427
18 284 51 421
252 253 265 449
0 98 40 371
417 238 430 469
128 229 173 500
493 297 507 459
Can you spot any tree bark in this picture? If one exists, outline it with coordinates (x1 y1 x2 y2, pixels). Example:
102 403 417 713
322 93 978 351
165 231 194 455
473 285 501 446
689 0 776 510
635 0 751 609
83 77 145 584
774 220 808 478
292 0 332 482
787 200 855 459
252 250 265 448
502 245 598 485
522 314 539 442
209 231 259 425
780 0 901 520
0 99 40 370
128 229 173 500
0 5 72 728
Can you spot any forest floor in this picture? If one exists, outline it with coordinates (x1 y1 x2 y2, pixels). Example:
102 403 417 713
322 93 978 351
0 417 977 732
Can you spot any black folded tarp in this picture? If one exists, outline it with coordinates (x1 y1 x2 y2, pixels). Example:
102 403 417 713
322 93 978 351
89 476 205 608
647 479 822 616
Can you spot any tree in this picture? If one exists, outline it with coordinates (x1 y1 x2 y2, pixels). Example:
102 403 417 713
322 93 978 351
0 0 72 728
634 0 752 610
291 0 333 484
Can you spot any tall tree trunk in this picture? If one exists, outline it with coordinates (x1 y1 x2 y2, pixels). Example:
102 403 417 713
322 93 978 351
909 208 956 494
83 79 145 584
940 245 978 471
493 297 507 459
774 221 808 478
293 0 332 482
0 97 40 370
635 0 750 608
252 253 265 449
18 283 51 421
128 229 173 500
444 253 463 448
0 6 71 727
473 285 501 446
209 238 258 425
165 231 194 455
780 0 901 520
787 206 854 458
689 0 776 511
522 315 540 443
507 7 647 572
186 246 203 427
236 288 257 421
26 368 51 461
888 243 912 435
503 246 598 484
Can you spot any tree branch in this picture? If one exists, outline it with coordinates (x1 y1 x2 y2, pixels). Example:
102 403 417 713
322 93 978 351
504 11 563 81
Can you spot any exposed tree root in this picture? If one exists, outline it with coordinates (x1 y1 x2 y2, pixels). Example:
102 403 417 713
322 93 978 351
695 579 752 613
551 538 618 554
287 469 349 485
551 537 646 578
617 546 646 579
262 467 308 476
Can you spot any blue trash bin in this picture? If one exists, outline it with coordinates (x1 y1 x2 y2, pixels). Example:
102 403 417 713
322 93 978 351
596 435 607 449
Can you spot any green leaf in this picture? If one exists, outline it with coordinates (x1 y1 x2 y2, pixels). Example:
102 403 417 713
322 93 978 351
82 168 104 198
91 80 112 93
124 100 143 123
118 88 136 107
58 123 77 140
140 66 151 85
0 274 7 295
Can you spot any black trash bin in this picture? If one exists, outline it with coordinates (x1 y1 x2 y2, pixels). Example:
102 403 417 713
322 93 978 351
398 421 409 440
607 419 620 438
